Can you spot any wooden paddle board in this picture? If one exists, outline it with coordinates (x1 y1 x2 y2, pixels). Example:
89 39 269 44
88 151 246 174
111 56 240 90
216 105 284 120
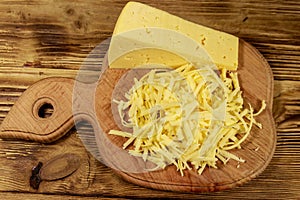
0 39 276 192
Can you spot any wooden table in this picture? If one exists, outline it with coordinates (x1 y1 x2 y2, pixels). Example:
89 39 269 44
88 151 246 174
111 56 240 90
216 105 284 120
0 0 299 199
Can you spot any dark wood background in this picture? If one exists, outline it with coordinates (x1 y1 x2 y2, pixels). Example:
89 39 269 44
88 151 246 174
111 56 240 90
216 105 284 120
0 0 299 199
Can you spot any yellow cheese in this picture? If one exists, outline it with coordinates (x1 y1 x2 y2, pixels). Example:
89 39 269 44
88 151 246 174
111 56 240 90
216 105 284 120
110 1 238 70
108 27 215 70
110 48 187 69
109 64 266 176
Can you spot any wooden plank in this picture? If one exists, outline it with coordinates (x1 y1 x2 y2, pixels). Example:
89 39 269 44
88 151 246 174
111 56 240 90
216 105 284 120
0 0 299 199
0 134 299 199
0 192 127 200
0 0 298 73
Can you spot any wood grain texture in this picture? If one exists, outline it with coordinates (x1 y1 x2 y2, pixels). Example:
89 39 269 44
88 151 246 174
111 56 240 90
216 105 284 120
0 0 299 199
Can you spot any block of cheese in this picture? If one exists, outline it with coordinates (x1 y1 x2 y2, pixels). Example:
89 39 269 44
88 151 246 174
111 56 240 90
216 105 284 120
108 27 216 69
109 48 187 69
110 1 238 70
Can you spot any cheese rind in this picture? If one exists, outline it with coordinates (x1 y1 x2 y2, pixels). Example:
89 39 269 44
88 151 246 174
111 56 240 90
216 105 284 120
112 1 238 70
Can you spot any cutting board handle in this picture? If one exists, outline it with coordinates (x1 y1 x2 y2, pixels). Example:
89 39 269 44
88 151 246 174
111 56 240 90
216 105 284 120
0 77 87 143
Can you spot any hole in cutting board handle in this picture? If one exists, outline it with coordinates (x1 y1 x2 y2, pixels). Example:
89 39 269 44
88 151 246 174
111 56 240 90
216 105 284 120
38 103 54 118
32 97 56 120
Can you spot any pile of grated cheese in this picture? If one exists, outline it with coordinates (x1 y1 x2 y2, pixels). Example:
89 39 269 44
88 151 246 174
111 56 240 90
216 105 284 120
109 64 266 176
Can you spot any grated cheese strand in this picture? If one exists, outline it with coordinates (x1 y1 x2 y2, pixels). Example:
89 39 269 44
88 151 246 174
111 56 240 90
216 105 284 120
109 65 266 176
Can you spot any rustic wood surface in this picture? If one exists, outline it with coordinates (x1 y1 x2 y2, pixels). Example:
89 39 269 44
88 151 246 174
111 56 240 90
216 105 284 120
0 0 299 199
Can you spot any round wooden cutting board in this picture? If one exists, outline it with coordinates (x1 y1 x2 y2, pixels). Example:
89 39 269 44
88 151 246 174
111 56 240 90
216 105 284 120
92 39 277 192
0 39 276 193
